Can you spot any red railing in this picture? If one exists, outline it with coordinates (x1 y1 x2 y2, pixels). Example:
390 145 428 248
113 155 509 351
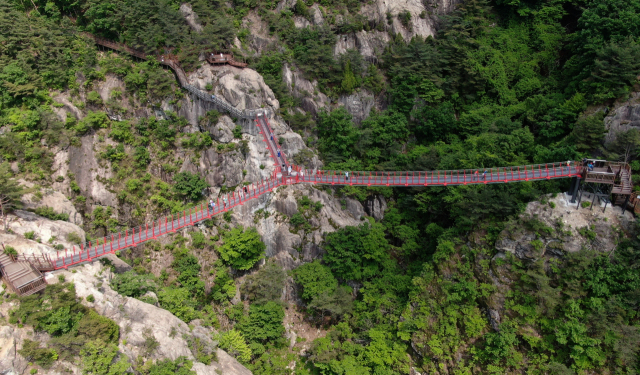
39 161 583 270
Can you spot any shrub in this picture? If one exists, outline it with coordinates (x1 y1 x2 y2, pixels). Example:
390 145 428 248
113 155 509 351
237 301 285 343
86 294 95 303
66 232 82 244
191 232 206 249
111 271 158 298
81 340 129 375
34 206 69 221
241 260 285 304
581 201 591 208
18 340 58 368
217 226 265 270
219 330 252 364
4 246 18 257
173 172 208 201
233 125 242 139
24 231 36 240
292 260 337 301
147 356 197 374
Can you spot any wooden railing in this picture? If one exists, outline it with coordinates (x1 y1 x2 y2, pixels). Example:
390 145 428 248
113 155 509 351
17 254 55 271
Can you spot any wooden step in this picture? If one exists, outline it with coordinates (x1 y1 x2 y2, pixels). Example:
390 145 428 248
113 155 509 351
0 253 13 266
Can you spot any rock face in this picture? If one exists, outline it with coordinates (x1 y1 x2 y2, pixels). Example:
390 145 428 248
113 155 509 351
483 193 635 328
338 90 376 124
334 31 391 61
282 63 330 115
21 185 84 226
359 0 462 42
231 183 365 270
180 3 204 32
58 262 253 375
604 93 640 143
363 195 387 221
68 133 118 208
4 210 86 253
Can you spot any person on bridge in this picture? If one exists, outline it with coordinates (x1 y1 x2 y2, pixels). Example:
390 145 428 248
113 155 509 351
482 170 487 180
288 165 292 175
244 186 248 195
474 170 479 181
277 150 281 158
345 172 349 181
209 199 214 211
223 197 228 208
300 170 304 179
588 162 594 171
566 160 571 172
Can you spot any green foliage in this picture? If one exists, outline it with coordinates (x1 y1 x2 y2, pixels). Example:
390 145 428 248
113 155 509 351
190 232 206 249
34 206 69 221
110 271 158 298
146 357 197 375
172 248 205 299
173 172 208 201
322 219 390 281
11 283 120 364
292 260 337 302
217 226 265 270
158 288 200 323
81 340 130 375
241 260 286 304
0 162 29 215
237 302 285 344
211 264 236 303
219 330 252 364
19 339 58 368
3 245 17 257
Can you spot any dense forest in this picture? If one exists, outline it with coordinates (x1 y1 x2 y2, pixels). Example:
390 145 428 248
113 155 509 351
1 0 640 373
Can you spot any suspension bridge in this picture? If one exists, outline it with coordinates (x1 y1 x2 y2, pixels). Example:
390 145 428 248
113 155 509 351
0 35 633 296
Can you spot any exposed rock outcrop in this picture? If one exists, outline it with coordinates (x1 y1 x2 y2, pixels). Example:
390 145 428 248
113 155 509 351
57 262 253 375
180 3 204 32
483 193 635 329
21 184 84 226
68 133 118 208
338 90 376 124
231 183 365 270
604 93 640 143
359 0 462 42
3 210 86 253
363 195 387 221
282 63 330 115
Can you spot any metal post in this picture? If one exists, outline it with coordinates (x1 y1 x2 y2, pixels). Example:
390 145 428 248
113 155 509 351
570 177 581 203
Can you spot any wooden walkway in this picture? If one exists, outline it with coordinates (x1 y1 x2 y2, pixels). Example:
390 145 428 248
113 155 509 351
0 252 48 296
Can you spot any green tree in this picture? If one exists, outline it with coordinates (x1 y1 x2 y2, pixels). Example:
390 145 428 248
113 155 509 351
147 357 197 375
572 114 605 152
316 108 358 162
110 271 158 298
0 162 29 229
237 302 285 343
241 260 286 304
219 330 252 364
292 260 338 301
81 340 130 375
341 60 358 94
173 172 208 201
322 219 390 281
217 226 265 270
157 288 200 322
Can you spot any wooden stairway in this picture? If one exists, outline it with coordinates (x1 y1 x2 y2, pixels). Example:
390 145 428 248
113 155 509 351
613 167 633 195
0 252 47 296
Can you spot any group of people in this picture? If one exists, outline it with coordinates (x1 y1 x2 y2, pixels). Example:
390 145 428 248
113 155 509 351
207 185 251 212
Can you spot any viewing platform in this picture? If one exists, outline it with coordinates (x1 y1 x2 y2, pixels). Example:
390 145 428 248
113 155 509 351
206 52 248 68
